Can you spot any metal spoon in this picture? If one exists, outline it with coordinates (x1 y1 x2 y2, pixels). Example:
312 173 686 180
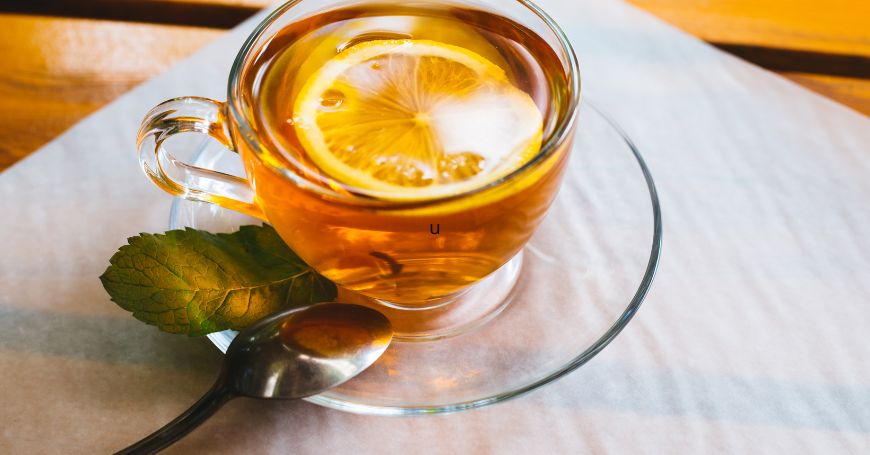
117 303 393 454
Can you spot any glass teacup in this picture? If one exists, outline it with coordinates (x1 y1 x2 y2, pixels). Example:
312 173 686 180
138 0 580 339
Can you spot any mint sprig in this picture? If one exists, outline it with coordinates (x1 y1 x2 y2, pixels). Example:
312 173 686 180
99 225 337 336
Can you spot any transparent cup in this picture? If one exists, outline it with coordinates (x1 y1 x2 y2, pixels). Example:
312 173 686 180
137 0 580 339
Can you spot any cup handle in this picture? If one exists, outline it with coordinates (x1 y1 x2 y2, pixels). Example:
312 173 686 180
137 96 265 220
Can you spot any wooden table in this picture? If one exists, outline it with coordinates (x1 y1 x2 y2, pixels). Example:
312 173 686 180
0 0 867 171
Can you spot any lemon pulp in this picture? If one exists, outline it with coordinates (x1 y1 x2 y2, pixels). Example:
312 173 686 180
293 39 544 200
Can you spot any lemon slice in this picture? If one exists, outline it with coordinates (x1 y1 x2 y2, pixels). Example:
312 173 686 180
293 39 543 200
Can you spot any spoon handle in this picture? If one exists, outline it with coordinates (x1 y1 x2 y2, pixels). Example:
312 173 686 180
116 381 234 455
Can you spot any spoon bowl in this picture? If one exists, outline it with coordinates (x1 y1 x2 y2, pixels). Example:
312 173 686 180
226 303 393 399
118 303 392 454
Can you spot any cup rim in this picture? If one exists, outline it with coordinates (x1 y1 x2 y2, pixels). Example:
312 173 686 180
226 0 581 209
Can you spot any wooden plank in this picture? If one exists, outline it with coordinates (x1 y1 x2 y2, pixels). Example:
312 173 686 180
781 73 870 115
0 13 221 170
0 1 262 28
711 44 869 79
628 0 870 114
168 0 270 5
628 0 870 56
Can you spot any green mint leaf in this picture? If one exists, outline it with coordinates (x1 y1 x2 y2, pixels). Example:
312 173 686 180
99 225 337 336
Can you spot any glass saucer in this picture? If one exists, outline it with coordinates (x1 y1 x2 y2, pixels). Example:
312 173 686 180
169 102 662 415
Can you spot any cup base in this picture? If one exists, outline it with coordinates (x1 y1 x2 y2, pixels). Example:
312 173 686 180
338 251 524 341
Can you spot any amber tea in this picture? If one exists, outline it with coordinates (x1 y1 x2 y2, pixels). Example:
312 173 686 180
232 3 574 305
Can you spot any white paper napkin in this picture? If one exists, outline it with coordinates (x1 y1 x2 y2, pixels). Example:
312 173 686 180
1 1 868 453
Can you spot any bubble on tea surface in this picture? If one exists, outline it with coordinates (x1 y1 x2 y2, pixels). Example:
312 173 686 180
319 89 345 110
